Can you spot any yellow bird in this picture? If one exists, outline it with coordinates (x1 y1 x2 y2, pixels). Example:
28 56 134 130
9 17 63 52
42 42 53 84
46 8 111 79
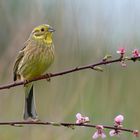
13 24 55 121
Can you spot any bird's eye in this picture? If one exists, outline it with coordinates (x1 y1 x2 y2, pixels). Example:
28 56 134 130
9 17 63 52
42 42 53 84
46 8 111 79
41 28 45 32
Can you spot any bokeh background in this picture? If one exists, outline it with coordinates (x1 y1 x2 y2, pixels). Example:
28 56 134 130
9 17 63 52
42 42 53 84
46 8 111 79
0 0 140 139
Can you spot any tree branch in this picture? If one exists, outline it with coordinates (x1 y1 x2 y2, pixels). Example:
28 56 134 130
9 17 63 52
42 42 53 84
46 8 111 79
0 51 139 138
0 55 140 90
0 120 135 133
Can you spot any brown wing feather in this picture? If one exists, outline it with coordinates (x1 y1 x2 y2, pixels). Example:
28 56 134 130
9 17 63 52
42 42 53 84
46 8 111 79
13 46 25 81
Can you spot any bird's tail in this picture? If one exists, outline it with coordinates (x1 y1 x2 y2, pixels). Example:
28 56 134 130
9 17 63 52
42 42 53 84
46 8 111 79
24 83 38 120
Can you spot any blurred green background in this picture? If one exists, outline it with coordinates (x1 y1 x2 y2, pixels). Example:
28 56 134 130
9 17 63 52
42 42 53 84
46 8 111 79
0 0 140 139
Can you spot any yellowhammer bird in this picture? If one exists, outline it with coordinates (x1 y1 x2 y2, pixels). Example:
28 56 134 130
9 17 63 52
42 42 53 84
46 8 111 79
13 24 55 121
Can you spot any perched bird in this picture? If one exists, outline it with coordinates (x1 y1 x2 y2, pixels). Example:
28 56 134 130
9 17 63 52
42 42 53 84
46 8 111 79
13 24 55 121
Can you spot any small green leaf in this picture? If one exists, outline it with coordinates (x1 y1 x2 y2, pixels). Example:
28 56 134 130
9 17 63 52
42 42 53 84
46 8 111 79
92 66 104 72
51 122 61 126
124 56 130 60
11 124 23 127
103 55 112 61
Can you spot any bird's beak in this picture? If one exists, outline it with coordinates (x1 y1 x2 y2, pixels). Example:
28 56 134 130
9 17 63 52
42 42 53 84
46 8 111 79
48 27 55 32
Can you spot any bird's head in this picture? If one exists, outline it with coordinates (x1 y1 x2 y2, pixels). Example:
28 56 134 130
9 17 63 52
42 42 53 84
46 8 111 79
31 24 55 44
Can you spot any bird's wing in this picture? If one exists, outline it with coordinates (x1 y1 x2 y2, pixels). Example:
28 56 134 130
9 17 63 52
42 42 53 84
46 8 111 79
13 46 26 81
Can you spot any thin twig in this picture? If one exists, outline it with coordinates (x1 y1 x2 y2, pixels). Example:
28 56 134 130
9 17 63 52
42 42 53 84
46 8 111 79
0 121 135 133
0 56 139 90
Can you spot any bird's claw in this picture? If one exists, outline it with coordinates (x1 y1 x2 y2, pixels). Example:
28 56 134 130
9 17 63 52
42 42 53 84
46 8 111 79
46 73 52 82
23 79 30 86
24 117 40 122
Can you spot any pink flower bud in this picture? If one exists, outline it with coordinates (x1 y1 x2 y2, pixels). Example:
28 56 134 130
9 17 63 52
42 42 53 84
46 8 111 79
132 49 140 57
109 129 122 137
76 113 82 120
120 61 127 67
133 130 139 137
114 115 124 125
117 48 126 55
109 130 116 137
92 125 106 139
76 113 89 124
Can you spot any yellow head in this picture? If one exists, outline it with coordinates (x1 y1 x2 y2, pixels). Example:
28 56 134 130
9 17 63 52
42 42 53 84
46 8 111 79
31 24 55 45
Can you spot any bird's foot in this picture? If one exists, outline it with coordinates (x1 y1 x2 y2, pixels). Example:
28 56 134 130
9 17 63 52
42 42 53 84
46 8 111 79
46 73 52 82
24 117 40 122
23 79 30 86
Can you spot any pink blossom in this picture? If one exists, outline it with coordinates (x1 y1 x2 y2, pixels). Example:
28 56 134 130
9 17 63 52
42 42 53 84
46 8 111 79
109 115 124 137
76 113 89 124
92 125 106 139
120 61 127 67
132 49 140 57
114 115 124 125
133 130 139 137
117 48 126 55
109 129 121 137
109 130 116 137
